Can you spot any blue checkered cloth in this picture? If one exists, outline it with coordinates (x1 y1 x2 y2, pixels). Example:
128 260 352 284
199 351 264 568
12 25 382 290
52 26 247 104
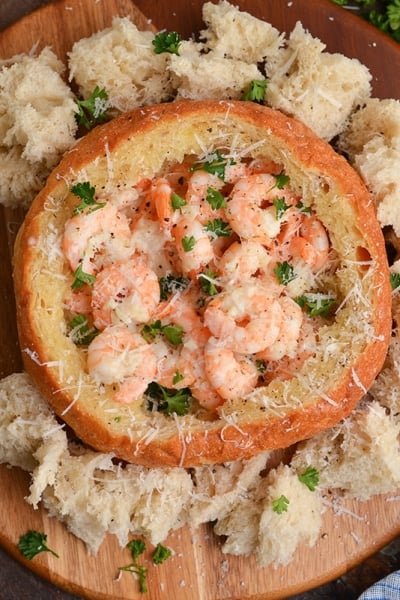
358 571 400 599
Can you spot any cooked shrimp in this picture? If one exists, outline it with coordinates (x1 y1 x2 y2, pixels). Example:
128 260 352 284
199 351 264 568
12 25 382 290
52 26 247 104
173 215 215 277
289 216 330 271
91 258 160 330
63 289 92 315
256 296 303 362
152 339 194 389
203 284 284 354
217 240 277 289
204 336 259 401
185 170 223 205
152 177 177 233
62 202 132 274
226 173 283 246
87 325 157 403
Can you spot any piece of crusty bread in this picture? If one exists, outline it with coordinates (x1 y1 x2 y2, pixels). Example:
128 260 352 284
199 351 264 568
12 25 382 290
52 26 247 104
13 100 391 468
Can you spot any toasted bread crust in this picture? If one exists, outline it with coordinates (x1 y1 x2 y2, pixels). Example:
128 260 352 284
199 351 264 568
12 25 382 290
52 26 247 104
13 100 391 467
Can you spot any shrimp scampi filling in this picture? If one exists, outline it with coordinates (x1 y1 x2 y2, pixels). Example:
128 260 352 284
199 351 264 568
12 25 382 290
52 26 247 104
62 154 337 413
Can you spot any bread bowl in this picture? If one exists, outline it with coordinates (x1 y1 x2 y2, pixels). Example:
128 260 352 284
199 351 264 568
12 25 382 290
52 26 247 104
13 99 391 467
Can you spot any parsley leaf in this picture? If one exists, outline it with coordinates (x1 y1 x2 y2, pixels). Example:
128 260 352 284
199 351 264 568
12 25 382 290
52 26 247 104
18 530 59 560
273 171 291 189
71 264 96 290
68 314 98 345
273 261 296 285
159 274 189 300
71 182 106 215
119 540 148 593
241 79 268 103
298 466 320 491
296 201 312 215
189 150 235 181
171 192 187 209
295 294 336 318
273 197 291 220
206 187 227 209
182 235 196 252
146 382 192 416
272 495 289 514
142 320 184 346
152 543 172 564
198 270 220 296
74 86 110 130
152 31 182 54
390 272 400 290
205 218 232 238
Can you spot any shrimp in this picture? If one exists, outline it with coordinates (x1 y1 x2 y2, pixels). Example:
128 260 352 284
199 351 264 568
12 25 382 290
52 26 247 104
256 296 303 362
204 336 259 401
62 202 132 274
152 339 194 389
152 177 178 234
289 216 330 272
91 258 160 330
185 170 223 205
87 325 157 404
226 173 287 246
203 284 284 354
173 215 215 277
217 240 278 290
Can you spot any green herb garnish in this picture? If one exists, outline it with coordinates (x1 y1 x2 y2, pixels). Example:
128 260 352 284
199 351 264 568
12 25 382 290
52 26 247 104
182 235 196 252
74 86 110 130
18 530 59 560
198 270 219 296
206 187 227 209
71 263 96 290
274 261 296 285
189 150 235 181
298 466 320 491
390 272 400 290
152 31 182 54
142 320 184 346
152 543 172 564
241 79 268 103
119 539 148 593
146 382 192 416
273 171 290 189
273 197 291 220
272 495 289 514
71 181 106 215
68 313 98 345
295 294 336 318
159 274 190 300
205 218 232 238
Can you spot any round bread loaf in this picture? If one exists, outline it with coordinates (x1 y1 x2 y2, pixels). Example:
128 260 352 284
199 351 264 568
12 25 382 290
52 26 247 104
13 100 391 467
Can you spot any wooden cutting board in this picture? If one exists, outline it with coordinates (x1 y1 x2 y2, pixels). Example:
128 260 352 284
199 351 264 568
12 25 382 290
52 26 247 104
1 1 400 599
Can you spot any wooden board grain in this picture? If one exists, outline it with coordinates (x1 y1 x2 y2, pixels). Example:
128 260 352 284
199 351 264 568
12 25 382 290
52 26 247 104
1 1 400 599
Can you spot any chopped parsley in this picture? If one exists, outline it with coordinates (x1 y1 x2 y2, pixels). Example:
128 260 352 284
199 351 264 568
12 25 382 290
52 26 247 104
390 272 400 290
296 201 312 214
298 466 320 491
189 150 235 181
159 274 189 300
273 197 291 220
146 382 192 416
142 320 184 346
273 171 291 189
171 192 187 209
296 294 336 318
330 0 400 42
71 263 96 290
152 543 172 564
181 235 196 252
274 261 296 285
152 31 182 54
68 314 98 345
74 86 110 130
272 495 289 514
198 270 220 296
241 78 268 103
205 218 232 238
71 181 106 215
119 539 148 593
18 530 59 560
206 187 227 209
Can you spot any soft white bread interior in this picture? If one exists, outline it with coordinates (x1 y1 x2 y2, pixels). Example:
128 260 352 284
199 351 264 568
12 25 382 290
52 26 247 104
13 100 391 467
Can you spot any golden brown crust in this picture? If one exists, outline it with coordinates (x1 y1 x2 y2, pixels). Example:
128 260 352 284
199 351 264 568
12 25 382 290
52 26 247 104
13 100 392 467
